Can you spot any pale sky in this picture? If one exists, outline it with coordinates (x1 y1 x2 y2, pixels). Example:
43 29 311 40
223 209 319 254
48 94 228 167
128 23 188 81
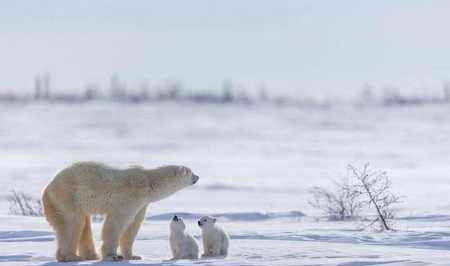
1 0 450 95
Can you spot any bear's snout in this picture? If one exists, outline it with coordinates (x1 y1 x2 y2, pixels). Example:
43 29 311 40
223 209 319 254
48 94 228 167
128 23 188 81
192 174 200 184
198 221 202 227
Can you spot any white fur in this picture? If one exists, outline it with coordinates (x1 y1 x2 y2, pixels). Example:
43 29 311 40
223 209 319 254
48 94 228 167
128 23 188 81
198 216 229 257
169 216 199 259
42 162 199 262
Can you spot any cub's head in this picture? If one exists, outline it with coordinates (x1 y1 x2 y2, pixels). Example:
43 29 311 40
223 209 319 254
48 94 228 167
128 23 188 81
148 165 199 201
170 215 186 232
198 216 216 229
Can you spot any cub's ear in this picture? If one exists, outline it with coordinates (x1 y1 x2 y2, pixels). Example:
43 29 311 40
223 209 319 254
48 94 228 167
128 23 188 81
212 217 217 223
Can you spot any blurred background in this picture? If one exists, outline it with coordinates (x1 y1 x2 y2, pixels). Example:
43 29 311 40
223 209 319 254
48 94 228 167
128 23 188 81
1 0 450 217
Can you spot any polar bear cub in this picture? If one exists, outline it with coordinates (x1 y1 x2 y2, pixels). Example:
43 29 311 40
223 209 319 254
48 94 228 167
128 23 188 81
198 216 229 257
169 215 200 259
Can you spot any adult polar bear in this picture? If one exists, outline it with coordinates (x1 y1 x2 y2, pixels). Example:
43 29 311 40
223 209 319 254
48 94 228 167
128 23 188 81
42 162 199 262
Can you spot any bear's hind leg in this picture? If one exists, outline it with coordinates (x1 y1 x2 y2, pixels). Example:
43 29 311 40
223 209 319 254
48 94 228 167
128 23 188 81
42 189 79 262
78 215 100 260
56 214 84 262
119 204 148 260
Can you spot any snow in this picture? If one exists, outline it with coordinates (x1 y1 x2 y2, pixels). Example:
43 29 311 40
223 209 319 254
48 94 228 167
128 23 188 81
2 215 450 265
1 102 450 265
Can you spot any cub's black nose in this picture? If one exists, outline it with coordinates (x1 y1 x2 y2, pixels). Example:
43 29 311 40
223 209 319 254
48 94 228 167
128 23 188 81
173 215 179 221
198 221 202 226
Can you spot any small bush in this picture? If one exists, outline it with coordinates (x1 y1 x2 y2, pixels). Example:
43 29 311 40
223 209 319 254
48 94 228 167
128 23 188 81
7 189 43 216
348 163 401 231
308 164 401 231
308 179 364 221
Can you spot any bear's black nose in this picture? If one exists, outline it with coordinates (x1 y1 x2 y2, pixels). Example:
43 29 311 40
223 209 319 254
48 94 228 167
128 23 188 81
198 221 202 226
192 174 200 184
173 215 178 221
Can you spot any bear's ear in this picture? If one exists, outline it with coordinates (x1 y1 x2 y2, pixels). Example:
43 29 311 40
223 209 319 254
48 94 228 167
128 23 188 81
212 217 217 223
175 166 187 177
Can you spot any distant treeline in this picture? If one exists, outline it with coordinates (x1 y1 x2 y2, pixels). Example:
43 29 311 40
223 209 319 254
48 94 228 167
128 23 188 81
0 74 330 108
356 82 450 107
1 74 450 108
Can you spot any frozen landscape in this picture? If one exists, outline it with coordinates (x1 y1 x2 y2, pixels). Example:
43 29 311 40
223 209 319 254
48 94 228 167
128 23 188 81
1 102 450 265
2 0 450 264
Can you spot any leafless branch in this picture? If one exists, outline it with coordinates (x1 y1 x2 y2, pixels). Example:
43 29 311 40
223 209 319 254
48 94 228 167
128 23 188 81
348 163 400 231
7 189 43 216
308 178 364 221
308 163 402 231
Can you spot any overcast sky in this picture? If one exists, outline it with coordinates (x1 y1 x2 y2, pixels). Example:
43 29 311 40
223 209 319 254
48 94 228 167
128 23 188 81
1 0 450 95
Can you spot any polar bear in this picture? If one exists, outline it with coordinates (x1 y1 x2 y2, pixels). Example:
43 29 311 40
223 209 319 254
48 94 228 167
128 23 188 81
42 162 199 262
169 215 199 260
198 216 229 257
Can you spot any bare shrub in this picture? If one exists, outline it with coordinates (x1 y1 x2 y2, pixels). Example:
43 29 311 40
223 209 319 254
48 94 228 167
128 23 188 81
308 164 401 230
7 190 43 216
348 163 400 231
308 179 364 221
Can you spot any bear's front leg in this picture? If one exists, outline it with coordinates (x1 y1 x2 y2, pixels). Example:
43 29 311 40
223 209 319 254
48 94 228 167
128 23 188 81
201 243 216 258
171 246 181 260
119 204 148 260
209 243 221 257
101 213 131 261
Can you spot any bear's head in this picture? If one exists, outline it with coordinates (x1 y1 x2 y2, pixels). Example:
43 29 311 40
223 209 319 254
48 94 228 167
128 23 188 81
170 215 186 232
198 216 217 229
146 165 199 201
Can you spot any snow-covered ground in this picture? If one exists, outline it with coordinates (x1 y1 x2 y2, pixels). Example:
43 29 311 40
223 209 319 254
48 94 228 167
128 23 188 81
1 102 450 265
2 214 450 265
